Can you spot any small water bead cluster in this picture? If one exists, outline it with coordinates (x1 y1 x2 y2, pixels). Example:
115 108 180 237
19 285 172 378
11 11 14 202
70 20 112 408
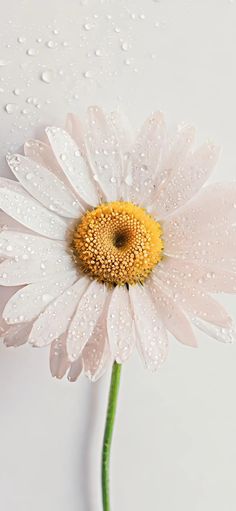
72 201 164 286
1 3 165 126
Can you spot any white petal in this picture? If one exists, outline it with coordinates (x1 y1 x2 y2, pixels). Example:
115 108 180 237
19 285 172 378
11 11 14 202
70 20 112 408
163 183 236 252
67 358 83 382
67 280 107 362
3 271 77 323
0 177 68 239
0 251 73 286
164 124 195 174
149 278 197 347
50 336 70 379
129 284 168 370
192 317 236 344
7 154 82 218
85 106 122 201
126 111 166 205
153 142 219 218
4 322 33 347
156 257 236 294
0 230 65 258
46 127 99 206
109 109 134 155
0 211 35 235
83 314 111 382
24 139 61 173
146 124 195 211
65 114 85 154
107 286 135 362
154 272 232 328
29 277 89 347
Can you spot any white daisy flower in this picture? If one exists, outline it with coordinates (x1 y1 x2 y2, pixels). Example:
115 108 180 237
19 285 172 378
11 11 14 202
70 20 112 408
0 106 236 381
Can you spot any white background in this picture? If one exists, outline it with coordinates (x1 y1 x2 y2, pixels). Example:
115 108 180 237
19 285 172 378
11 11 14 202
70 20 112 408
0 1 236 510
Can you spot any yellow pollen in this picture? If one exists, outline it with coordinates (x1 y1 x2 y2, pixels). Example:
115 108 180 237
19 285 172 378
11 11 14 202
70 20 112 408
71 201 163 286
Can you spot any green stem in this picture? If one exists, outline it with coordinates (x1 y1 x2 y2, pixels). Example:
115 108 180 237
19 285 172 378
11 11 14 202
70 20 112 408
102 361 122 511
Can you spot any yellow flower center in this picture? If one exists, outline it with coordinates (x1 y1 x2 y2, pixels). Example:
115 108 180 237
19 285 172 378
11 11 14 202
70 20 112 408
72 201 163 286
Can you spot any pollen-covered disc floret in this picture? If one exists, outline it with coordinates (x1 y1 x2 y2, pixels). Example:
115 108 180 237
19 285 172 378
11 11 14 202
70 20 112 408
72 201 163 286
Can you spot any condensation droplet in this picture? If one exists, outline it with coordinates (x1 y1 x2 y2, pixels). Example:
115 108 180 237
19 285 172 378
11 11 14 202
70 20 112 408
26 48 38 56
13 88 20 96
83 23 94 31
40 70 53 84
121 42 129 51
0 60 7 66
83 70 92 79
46 40 58 49
17 36 26 44
94 49 102 57
4 103 16 114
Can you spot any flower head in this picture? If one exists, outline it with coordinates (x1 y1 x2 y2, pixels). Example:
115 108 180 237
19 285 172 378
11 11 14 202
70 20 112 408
0 106 235 381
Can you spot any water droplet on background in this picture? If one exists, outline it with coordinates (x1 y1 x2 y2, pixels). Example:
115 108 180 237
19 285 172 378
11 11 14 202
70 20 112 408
40 70 53 84
4 103 16 114
121 42 129 51
17 36 26 44
26 48 38 56
46 40 58 49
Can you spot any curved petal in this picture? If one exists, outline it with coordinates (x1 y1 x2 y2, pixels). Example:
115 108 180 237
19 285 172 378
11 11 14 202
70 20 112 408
7 154 82 218
125 111 166 205
29 277 89 347
46 127 99 207
0 251 73 286
3 271 77 323
65 113 85 155
67 280 107 362
149 278 197 347
0 211 35 234
50 336 70 379
85 106 122 201
153 142 219 218
67 358 83 382
156 257 236 294
109 109 134 155
24 139 77 189
163 183 236 251
107 285 135 362
4 322 33 347
153 272 232 328
0 177 68 239
83 314 111 382
191 317 236 344
0 230 65 258
129 284 168 371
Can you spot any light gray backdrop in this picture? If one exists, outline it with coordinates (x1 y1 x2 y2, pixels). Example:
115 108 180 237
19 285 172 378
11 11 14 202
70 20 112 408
0 1 236 510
